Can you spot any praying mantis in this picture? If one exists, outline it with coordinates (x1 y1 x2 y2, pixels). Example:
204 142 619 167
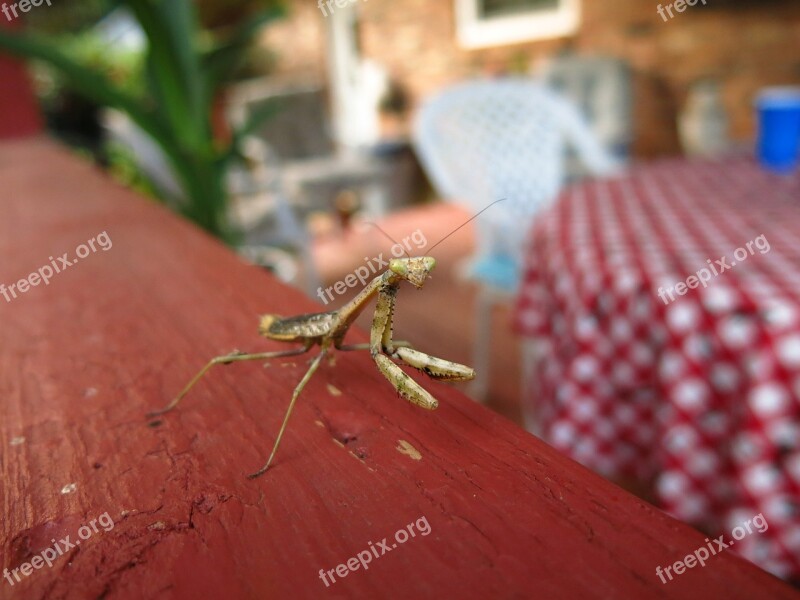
147 201 502 478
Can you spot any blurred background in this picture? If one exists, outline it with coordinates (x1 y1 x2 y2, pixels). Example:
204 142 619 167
2 0 800 583
5 0 799 415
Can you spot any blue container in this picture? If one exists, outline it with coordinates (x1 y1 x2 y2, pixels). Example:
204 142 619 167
756 87 800 173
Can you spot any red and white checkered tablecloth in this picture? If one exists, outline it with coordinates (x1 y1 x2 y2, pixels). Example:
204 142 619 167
513 155 800 581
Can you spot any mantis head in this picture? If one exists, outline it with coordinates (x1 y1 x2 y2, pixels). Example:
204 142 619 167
389 257 436 288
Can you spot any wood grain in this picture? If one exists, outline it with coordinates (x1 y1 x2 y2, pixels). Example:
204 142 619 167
0 138 797 599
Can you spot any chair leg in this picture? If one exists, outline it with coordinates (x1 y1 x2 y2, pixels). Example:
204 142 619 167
469 286 493 403
298 239 322 297
520 338 543 436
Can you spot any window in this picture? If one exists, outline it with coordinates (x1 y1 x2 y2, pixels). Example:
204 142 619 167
456 0 580 48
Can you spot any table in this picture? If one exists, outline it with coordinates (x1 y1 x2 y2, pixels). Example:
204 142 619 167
1 138 797 599
513 154 800 582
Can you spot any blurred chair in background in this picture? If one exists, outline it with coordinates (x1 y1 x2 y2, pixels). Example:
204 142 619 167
539 54 633 175
412 78 620 402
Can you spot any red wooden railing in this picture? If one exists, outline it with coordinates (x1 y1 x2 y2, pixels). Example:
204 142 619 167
0 137 798 599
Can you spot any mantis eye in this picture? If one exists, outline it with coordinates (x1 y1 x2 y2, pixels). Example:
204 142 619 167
389 259 407 276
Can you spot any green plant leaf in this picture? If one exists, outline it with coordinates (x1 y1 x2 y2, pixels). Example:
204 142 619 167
123 0 211 150
0 0 285 242
0 29 168 147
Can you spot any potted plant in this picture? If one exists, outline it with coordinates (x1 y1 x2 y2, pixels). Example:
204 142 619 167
0 0 286 243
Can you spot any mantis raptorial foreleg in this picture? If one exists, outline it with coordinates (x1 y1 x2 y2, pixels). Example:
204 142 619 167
393 347 475 381
367 285 473 409
336 341 413 352
367 285 437 409
373 353 438 409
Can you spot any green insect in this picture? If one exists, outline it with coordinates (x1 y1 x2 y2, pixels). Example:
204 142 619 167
148 202 502 478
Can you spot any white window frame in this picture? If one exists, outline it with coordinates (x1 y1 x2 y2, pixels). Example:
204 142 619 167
455 0 581 49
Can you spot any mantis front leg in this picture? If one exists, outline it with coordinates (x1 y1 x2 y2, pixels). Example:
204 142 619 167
373 282 474 382
369 285 438 409
392 346 475 382
368 285 474 410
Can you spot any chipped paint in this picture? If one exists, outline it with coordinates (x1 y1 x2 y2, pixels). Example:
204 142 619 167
396 440 422 461
327 383 342 397
10 436 25 446
61 483 77 494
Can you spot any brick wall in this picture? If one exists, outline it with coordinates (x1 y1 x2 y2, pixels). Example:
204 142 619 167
265 0 800 157
261 1 327 81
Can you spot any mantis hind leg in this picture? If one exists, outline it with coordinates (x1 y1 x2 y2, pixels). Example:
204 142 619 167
248 348 327 478
147 344 311 418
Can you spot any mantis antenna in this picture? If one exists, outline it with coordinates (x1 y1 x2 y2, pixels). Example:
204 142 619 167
360 222 411 258
427 198 505 254
362 198 506 257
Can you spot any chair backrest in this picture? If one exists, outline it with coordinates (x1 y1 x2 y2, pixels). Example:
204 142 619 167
412 78 617 257
540 55 632 160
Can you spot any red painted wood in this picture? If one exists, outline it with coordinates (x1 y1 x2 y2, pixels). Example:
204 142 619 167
1 137 798 599
0 20 42 139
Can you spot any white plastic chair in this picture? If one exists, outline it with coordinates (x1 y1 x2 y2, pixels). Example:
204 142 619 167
540 55 633 165
412 78 620 402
